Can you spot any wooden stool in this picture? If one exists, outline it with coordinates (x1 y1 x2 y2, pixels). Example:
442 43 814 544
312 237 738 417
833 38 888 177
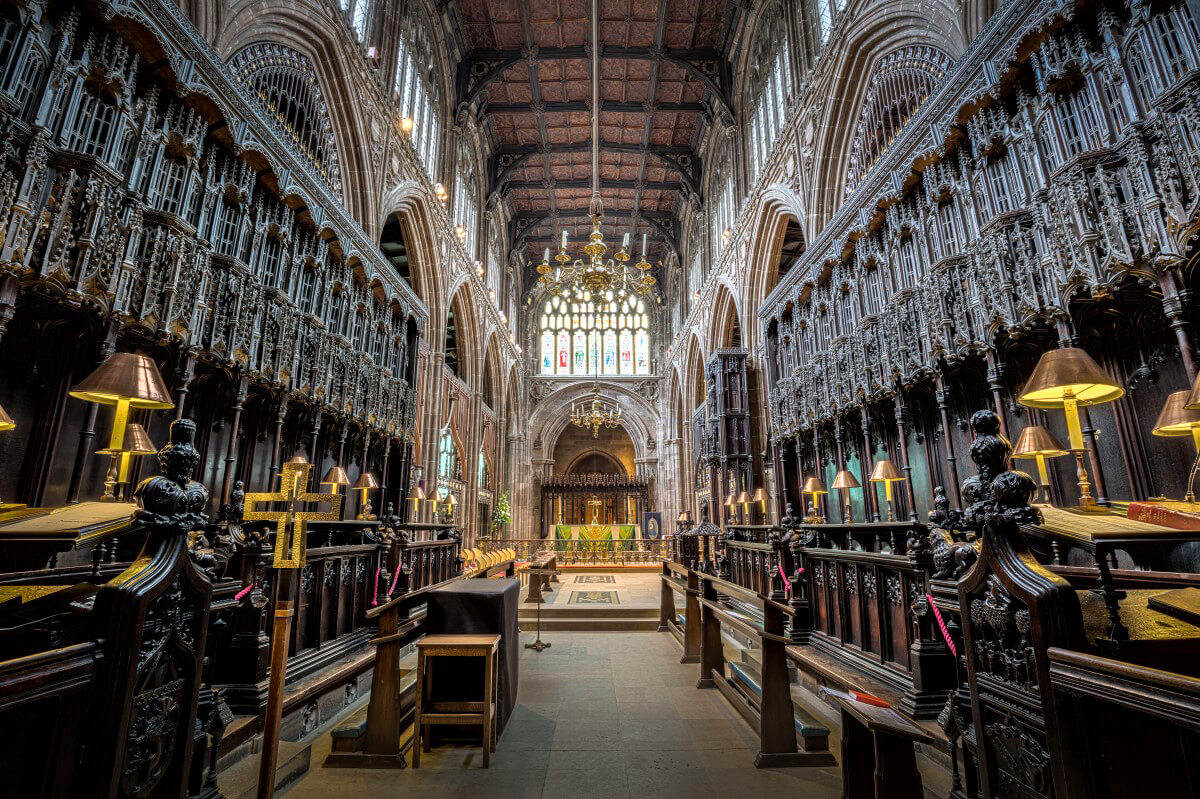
412 634 501 768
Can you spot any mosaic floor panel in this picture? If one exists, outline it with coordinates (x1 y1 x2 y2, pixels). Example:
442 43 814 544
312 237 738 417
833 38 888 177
567 590 619 604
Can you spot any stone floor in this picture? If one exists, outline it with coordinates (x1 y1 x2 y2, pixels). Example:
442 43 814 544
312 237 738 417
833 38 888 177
525 571 661 609
282 631 843 798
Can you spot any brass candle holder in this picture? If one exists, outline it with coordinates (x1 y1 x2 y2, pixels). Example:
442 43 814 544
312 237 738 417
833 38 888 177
1012 426 1068 505
1018 347 1123 508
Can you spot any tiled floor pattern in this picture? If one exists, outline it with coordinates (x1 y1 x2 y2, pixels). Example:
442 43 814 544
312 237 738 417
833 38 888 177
528 571 661 609
282 631 843 799
566 590 619 604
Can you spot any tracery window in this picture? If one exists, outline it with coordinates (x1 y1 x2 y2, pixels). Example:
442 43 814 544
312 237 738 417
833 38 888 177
816 0 833 45
393 12 442 180
709 139 736 260
229 43 343 197
348 0 371 42
437 427 462 481
477 451 491 491
453 139 479 256
745 11 792 184
538 294 652 376
843 46 950 197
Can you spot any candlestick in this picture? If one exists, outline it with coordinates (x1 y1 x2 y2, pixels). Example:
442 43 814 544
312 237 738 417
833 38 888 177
622 232 630 249
641 233 647 257
543 247 550 263
562 230 568 249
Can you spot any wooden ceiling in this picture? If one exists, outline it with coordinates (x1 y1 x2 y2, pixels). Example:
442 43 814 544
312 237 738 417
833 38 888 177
452 0 740 273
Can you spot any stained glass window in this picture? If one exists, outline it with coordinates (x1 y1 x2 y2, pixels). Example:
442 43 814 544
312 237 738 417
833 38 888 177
537 294 651 376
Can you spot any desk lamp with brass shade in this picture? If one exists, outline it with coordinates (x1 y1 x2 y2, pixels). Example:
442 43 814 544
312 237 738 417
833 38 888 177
97 422 156 501
869 459 906 522
736 489 751 524
1185 371 1200 411
444 491 458 524
724 492 735 524
1152 390 1200 502
752 487 768 522
832 469 860 522
1012 426 1068 505
354 472 379 520
408 483 425 517
1018 347 1123 508
321 466 350 520
70 352 174 501
802 476 827 523
0 402 14 508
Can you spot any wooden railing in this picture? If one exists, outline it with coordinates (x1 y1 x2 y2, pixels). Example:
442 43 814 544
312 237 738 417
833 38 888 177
791 520 955 719
695 571 835 768
478 536 673 565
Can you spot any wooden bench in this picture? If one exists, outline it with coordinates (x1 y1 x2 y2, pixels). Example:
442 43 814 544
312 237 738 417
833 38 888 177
660 559 700 663
696 572 836 768
412 634 501 768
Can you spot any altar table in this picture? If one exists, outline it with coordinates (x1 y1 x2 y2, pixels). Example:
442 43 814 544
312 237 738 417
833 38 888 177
547 524 642 550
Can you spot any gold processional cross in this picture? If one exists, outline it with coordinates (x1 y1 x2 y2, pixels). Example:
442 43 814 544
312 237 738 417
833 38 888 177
243 461 343 568
587 495 603 525
244 460 343 798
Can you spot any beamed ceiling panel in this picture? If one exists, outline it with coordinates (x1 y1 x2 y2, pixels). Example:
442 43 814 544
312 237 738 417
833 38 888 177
455 0 739 275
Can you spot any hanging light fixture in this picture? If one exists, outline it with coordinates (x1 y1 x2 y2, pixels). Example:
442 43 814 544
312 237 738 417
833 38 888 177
536 0 656 307
570 377 621 438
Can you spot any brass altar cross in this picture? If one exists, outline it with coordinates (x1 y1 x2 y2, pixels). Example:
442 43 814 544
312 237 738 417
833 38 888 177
587 495 603 525
243 462 343 568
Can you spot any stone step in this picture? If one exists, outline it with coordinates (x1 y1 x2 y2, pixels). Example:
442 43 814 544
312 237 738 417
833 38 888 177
522 615 662 631
518 605 659 619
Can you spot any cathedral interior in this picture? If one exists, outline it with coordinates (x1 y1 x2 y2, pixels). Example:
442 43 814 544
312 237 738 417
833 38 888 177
2 0 1200 795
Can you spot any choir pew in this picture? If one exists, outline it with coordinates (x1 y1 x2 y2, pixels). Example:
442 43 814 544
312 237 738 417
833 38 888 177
695 571 835 768
659 559 700 663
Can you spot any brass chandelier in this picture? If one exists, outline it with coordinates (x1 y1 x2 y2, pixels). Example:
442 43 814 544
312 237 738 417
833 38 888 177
536 0 656 307
571 377 622 438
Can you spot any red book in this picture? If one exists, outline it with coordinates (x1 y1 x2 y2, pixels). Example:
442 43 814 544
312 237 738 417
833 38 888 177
1126 502 1200 531
851 690 891 708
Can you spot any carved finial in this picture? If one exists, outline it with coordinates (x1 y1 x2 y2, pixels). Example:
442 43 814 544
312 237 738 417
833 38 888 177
135 418 210 538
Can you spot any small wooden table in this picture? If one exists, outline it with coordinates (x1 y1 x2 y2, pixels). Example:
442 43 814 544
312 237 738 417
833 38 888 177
833 694 934 799
413 634 501 768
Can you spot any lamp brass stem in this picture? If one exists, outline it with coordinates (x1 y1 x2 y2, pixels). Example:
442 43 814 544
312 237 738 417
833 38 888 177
109 397 131 451
1034 454 1052 505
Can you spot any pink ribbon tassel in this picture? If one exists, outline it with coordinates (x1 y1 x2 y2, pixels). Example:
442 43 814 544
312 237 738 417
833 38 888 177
926 593 957 657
